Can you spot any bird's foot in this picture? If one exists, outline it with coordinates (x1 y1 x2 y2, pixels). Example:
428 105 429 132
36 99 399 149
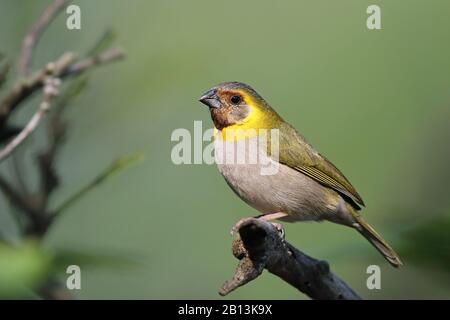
270 222 285 239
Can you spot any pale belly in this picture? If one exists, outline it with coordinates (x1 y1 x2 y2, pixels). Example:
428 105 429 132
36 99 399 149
214 136 342 222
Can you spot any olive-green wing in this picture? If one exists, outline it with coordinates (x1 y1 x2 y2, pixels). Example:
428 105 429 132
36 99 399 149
276 122 365 209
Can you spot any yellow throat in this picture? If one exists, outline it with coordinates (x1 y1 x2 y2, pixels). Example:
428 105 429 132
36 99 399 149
215 95 280 141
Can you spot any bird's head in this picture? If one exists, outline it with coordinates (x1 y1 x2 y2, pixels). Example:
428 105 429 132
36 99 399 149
199 82 282 135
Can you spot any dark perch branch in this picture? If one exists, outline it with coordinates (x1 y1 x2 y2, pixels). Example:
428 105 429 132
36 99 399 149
219 218 361 300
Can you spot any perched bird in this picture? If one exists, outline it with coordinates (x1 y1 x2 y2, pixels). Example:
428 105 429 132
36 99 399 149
199 82 402 268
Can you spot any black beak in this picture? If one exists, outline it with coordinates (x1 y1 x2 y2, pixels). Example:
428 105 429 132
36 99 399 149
199 89 221 109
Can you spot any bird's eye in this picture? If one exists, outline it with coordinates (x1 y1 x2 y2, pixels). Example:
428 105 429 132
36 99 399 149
230 95 241 105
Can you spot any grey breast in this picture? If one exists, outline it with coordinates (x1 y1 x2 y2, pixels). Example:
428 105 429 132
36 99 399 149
214 136 335 221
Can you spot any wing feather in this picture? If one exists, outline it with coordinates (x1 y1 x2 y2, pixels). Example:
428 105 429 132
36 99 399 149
276 122 365 209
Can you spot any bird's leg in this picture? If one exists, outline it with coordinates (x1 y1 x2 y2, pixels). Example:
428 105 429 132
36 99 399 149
230 212 288 236
257 212 289 222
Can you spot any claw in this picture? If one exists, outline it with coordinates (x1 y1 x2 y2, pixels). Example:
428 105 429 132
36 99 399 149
271 222 285 239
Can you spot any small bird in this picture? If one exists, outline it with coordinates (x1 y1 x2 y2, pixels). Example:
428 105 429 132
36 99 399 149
199 82 402 268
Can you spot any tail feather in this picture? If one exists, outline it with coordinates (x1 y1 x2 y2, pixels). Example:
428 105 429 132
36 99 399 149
353 215 403 268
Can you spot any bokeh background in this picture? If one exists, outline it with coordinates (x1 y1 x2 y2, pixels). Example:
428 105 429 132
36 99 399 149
0 0 449 299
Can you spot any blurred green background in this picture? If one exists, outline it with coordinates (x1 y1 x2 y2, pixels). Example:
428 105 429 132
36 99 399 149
0 0 449 299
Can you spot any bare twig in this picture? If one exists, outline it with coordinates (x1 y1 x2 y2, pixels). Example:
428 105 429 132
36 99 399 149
0 47 125 126
0 174 49 235
85 29 117 57
0 0 127 300
11 0 67 196
0 62 10 89
0 175 34 215
61 47 125 77
0 80 58 162
52 153 143 218
220 218 361 300
37 77 87 207
11 151 29 194
17 0 69 76
35 29 117 206
0 53 75 163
